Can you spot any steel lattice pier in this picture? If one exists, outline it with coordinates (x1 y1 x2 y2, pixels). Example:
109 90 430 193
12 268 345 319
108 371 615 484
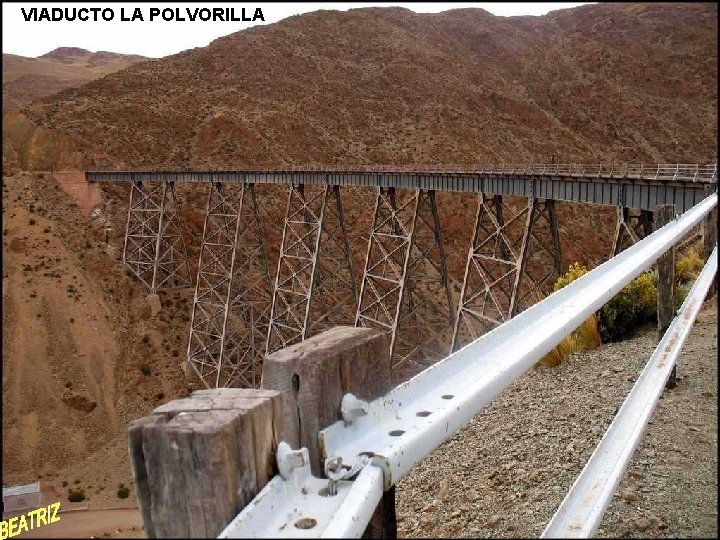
122 180 191 293
186 182 272 388
266 184 357 355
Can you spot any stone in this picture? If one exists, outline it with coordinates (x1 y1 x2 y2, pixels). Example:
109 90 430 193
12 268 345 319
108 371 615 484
487 515 501 528
438 479 450 501
620 488 638 502
635 517 650 532
466 489 480 502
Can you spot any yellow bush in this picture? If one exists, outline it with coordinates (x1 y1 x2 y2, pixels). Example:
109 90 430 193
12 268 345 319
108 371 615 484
676 249 704 283
553 262 588 291
538 263 601 367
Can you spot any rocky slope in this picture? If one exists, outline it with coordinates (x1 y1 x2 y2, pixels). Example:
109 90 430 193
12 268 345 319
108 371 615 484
3 47 147 113
12 3 718 171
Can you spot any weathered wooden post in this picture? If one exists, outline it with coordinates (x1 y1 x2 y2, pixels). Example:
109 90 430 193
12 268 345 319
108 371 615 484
702 204 717 297
262 325 396 538
128 388 282 538
129 325 396 538
655 204 676 389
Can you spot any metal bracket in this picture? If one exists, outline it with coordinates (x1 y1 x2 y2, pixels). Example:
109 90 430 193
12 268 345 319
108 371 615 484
277 442 309 481
340 393 369 426
219 443 383 538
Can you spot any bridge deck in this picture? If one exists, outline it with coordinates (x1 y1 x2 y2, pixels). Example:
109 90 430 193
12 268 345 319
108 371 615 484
86 163 717 212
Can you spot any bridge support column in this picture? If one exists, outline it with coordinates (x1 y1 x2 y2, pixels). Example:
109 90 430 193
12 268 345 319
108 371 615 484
186 182 273 388
702 205 717 297
266 184 357 355
356 187 454 382
451 195 563 352
610 206 653 257
122 180 191 293
510 197 564 315
655 204 677 388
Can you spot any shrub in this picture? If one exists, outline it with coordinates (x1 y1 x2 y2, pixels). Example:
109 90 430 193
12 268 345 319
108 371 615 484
68 488 85 502
553 262 588 291
597 271 658 342
676 249 704 285
139 364 151 376
62 481 68 487
541 263 601 366
552 262 659 344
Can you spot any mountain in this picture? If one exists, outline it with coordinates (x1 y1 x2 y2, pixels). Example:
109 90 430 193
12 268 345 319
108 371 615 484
2 47 148 113
12 3 719 172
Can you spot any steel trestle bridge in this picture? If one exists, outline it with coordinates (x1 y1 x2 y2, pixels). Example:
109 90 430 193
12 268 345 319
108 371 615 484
86 162 717 388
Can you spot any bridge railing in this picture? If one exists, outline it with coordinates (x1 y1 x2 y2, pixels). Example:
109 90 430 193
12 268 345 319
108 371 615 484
87 163 718 183
217 193 717 538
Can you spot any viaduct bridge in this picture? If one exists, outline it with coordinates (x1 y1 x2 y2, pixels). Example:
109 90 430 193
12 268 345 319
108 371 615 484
86 163 717 389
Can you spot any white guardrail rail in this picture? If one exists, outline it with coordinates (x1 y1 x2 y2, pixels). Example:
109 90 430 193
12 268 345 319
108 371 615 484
220 193 717 539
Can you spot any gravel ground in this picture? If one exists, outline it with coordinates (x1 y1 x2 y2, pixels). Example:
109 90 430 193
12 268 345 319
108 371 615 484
396 297 717 538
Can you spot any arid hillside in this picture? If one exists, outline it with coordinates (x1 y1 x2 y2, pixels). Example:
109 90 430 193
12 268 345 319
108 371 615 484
14 3 719 171
3 47 148 113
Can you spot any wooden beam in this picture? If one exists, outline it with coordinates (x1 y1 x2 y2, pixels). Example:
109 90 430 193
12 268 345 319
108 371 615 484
128 388 282 538
702 205 717 297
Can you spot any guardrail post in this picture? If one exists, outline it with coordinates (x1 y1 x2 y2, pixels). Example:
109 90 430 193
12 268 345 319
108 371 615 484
261 326 395 538
702 204 717 297
655 204 676 389
127 388 283 538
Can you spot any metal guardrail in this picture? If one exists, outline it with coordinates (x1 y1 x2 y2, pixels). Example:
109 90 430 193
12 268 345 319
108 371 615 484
86 163 718 183
220 193 717 538
542 244 717 537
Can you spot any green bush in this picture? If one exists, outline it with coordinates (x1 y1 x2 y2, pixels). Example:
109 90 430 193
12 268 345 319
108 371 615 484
117 486 130 499
68 488 86 502
598 271 658 342
554 262 658 343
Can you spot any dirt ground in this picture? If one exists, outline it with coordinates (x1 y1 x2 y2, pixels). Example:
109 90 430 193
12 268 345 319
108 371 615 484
396 297 717 538
19 509 143 538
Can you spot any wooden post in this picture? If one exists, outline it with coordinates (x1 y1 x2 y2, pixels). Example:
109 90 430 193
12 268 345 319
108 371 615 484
702 204 717 297
261 325 396 538
128 388 282 538
655 204 676 389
